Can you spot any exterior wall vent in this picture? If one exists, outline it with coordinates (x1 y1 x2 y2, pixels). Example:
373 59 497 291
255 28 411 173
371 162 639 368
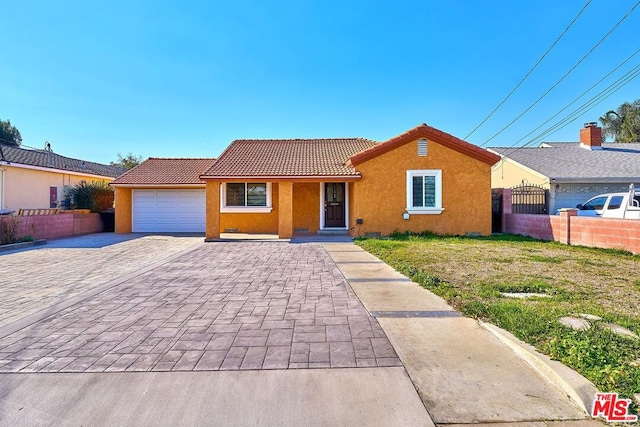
417 139 428 156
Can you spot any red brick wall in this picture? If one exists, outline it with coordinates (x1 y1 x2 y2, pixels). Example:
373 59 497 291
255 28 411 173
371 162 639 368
73 213 103 235
504 213 555 240
504 212 640 254
569 216 640 254
0 213 103 242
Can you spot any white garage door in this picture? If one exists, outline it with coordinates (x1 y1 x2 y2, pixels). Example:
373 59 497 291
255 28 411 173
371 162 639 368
132 189 205 232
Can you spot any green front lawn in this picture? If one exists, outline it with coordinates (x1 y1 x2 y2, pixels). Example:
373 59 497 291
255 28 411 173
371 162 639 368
356 233 640 410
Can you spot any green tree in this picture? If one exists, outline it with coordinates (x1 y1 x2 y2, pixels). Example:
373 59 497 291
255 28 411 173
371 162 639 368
599 99 640 143
0 119 22 147
110 152 143 170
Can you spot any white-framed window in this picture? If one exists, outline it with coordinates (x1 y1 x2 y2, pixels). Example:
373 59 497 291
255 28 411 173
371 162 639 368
406 170 444 214
220 182 273 213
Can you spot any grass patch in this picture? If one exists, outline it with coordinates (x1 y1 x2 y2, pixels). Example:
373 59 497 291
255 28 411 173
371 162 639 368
527 254 564 263
356 233 640 408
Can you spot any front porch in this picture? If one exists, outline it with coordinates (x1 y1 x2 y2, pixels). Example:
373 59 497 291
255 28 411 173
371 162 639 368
206 232 353 243
204 180 355 240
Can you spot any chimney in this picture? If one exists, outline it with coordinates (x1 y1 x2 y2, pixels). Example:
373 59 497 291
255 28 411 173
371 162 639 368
580 122 602 150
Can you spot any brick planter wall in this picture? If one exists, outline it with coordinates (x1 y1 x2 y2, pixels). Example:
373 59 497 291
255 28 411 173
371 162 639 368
0 213 103 242
569 216 640 254
73 213 103 235
501 189 640 254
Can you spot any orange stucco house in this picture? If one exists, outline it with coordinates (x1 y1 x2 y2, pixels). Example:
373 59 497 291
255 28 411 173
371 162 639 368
112 124 501 238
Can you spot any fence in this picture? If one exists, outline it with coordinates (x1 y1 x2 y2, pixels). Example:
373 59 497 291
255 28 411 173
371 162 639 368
511 183 548 214
0 213 103 244
501 189 640 254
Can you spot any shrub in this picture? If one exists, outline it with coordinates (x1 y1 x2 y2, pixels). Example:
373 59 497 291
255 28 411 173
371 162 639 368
0 215 21 244
70 181 114 213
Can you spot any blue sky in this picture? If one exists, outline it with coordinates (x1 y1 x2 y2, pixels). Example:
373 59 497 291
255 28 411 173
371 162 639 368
2 0 639 164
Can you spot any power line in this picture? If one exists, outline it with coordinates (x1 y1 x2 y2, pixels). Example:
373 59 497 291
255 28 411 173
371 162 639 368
493 61 640 162
510 48 640 147
523 65 640 146
463 0 592 140
480 0 640 147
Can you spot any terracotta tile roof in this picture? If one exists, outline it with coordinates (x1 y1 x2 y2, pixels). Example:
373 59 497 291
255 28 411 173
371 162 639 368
202 138 378 178
348 123 501 166
111 158 217 185
0 143 124 177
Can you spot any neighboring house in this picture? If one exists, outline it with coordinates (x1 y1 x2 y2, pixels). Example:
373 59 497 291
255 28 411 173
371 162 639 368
490 123 640 214
112 124 500 238
0 143 124 212
110 158 217 232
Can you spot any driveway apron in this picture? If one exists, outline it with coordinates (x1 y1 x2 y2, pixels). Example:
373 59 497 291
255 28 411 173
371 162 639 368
0 242 401 373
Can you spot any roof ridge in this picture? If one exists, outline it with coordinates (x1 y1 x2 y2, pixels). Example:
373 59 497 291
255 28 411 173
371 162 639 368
231 137 377 142
0 142 124 177
147 157 217 160
349 123 500 166
201 136 378 178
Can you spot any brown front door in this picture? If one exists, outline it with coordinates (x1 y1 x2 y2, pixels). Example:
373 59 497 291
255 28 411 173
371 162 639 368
324 183 345 228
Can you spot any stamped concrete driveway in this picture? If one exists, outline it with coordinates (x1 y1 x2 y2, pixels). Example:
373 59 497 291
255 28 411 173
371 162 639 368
0 234 203 328
0 241 400 373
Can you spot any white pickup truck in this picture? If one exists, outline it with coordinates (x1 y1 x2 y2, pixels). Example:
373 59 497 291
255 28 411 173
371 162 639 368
576 189 640 219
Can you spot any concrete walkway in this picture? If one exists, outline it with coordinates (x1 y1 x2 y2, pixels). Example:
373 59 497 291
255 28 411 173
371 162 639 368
323 243 603 426
0 369 429 426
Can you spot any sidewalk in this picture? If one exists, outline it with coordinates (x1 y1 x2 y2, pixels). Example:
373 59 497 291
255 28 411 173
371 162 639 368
324 242 604 426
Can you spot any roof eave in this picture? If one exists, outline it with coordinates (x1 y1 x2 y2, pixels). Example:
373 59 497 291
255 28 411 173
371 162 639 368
0 161 118 179
550 177 640 184
349 124 501 166
109 183 206 187
199 174 362 182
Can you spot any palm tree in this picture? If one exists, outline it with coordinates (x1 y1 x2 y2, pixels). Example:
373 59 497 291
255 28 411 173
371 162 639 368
599 99 640 143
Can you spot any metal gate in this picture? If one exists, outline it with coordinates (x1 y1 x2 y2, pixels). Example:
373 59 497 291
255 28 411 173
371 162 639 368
491 189 503 233
511 183 548 214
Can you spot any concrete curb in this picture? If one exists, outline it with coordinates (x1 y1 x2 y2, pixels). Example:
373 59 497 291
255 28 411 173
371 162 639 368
0 239 46 253
480 321 598 415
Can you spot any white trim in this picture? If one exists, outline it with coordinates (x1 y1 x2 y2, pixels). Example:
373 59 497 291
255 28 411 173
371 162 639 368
0 161 116 180
406 170 443 214
220 207 273 213
110 183 205 188
0 167 5 209
406 208 444 215
220 182 273 213
319 182 349 230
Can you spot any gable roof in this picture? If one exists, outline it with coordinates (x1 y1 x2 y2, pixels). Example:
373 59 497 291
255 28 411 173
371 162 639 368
0 144 124 178
348 123 501 166
489 142 640 181
201 138 377 178
110 158 217 185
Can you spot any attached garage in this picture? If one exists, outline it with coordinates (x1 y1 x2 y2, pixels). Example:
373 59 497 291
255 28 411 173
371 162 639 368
132 189 205 232
110 158 217 234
